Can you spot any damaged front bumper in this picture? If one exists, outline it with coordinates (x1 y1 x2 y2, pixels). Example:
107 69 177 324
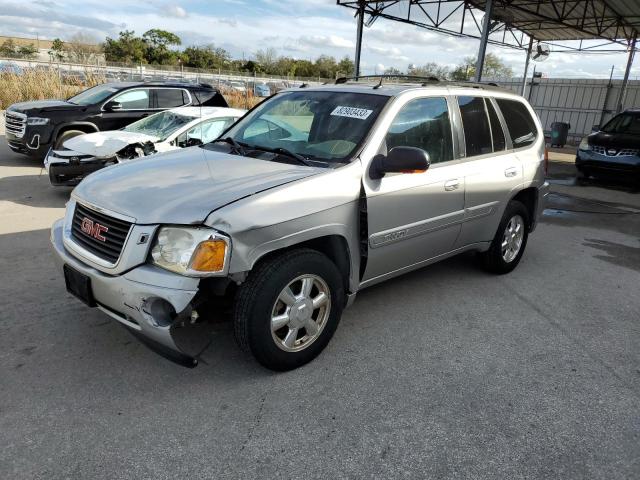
51 218 202 366
45 150 115 186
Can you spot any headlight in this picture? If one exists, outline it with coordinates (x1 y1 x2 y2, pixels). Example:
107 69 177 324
151 226 230 276
578 137 590 151
27 117 50 126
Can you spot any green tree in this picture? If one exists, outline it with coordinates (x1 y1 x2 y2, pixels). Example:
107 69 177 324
182 45 231 69
65 33 102 63
451 53 512 80
104 30 147 63
142 29 181 64
336 56 355 77
0 39 18 58
408 62 450 80
384 66 403 75
255 47 277 72
49 38 65 61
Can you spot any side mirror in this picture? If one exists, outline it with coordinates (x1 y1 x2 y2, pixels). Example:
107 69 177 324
591 124 600 133
103 101 122 112
370 147 430 180
185 137 203 147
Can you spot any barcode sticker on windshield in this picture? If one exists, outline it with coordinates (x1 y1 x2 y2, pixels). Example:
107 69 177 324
331 106 373 120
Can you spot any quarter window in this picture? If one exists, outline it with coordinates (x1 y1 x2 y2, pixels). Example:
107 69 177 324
496 99 538 148
385 97 453 164
112 89 151 110
458 96 492 157
156 88 189 108
486 99 506 151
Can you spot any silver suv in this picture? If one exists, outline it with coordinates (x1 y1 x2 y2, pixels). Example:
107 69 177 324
51 80 549 371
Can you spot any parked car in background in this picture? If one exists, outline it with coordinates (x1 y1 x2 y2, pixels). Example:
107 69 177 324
229 81 247 93
51 80 548 371
5 81 228 160
45 106 245 186
576 109 640 181
253 82 271 97
0 61 23 75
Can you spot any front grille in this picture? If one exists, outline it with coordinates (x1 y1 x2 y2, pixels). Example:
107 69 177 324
71 203 132 264
5 111 26 138
591 145 639 157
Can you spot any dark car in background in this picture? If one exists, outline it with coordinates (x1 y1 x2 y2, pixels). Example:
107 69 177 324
576 109 640 181
4 81 228 159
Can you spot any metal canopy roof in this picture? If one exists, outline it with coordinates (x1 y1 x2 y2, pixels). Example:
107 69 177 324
337 1 640 51
468 0 640 45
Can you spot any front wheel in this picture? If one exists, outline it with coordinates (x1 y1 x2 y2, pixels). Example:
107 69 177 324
480 200 530 274
233 249 345 371
54 129 84 150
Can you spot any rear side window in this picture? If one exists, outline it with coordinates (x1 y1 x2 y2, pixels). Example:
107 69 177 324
486 99 506 151
112 89 151 110
385 97 453 163
156 88 188 108
458 96 492 157
496 99 538 148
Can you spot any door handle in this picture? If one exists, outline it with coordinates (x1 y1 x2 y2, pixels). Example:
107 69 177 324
504 167 518 178
444 179 460 191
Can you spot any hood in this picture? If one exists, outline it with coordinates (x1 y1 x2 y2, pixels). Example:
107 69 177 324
589 131 640 151
72 147 320 224
9 99 81 114
64 131 160 157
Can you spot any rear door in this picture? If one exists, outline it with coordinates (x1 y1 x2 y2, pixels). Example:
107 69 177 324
362 95 466 284
454 95 524 247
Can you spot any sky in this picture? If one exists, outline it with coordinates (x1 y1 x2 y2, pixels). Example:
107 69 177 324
3 0 638 79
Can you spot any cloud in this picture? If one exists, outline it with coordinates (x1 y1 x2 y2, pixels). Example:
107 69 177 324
162 5 188 18
299 35 354 49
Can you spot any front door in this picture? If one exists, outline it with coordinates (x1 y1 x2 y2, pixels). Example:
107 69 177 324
362 96 466 285
99 88 154 131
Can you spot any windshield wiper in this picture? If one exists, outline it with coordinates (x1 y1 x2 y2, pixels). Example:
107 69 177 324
214 137 248 156
250 145 314 167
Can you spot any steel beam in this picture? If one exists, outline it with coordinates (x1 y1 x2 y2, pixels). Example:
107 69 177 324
474 0 494 81
521 36 534 95
354 1 365 77
616 35 637 114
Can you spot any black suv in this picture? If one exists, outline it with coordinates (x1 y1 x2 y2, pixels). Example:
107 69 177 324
5 81 228 159
576 109 640 181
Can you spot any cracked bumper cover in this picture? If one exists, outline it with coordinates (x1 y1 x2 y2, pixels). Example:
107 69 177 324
51 218 200 363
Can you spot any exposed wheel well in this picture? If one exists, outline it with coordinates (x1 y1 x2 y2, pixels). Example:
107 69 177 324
56 124 98 139
256 236 351 293
511 187 537 230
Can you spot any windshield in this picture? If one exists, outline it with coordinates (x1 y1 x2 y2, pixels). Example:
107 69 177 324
601 112 640 135
123 110 197 141
218 90 388 163
67 84 119 105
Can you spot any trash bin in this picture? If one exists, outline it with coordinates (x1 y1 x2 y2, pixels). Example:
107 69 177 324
550 121 570 147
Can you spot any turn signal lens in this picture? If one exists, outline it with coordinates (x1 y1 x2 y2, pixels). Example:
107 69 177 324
189 240 227 272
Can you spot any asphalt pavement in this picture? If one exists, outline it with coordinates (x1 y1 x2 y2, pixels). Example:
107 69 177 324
1 136 639 479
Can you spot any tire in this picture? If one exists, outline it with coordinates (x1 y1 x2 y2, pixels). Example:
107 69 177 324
233 248 345 371
54 130 85 149
480 200 530 274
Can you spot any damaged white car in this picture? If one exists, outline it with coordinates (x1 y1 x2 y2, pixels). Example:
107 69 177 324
44 106 245 186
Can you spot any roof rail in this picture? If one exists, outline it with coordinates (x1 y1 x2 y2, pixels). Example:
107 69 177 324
335 75 440 85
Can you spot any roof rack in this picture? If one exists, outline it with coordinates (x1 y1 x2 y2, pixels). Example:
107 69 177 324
335 75 440 86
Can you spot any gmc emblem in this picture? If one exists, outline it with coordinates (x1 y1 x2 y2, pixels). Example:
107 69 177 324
80 217 108 242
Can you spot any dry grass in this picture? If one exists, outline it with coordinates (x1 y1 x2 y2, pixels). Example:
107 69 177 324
0 68 265 111
219 88 265 110
0 68 105 109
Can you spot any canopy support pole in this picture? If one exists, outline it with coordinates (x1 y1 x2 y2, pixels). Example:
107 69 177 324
474 0 494 82
521 37 534 96
616 35 637 113
355 0 365 78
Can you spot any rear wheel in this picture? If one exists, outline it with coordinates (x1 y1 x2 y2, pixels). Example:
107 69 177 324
54 129 84 149
480 200 530 274
233 249 344 371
